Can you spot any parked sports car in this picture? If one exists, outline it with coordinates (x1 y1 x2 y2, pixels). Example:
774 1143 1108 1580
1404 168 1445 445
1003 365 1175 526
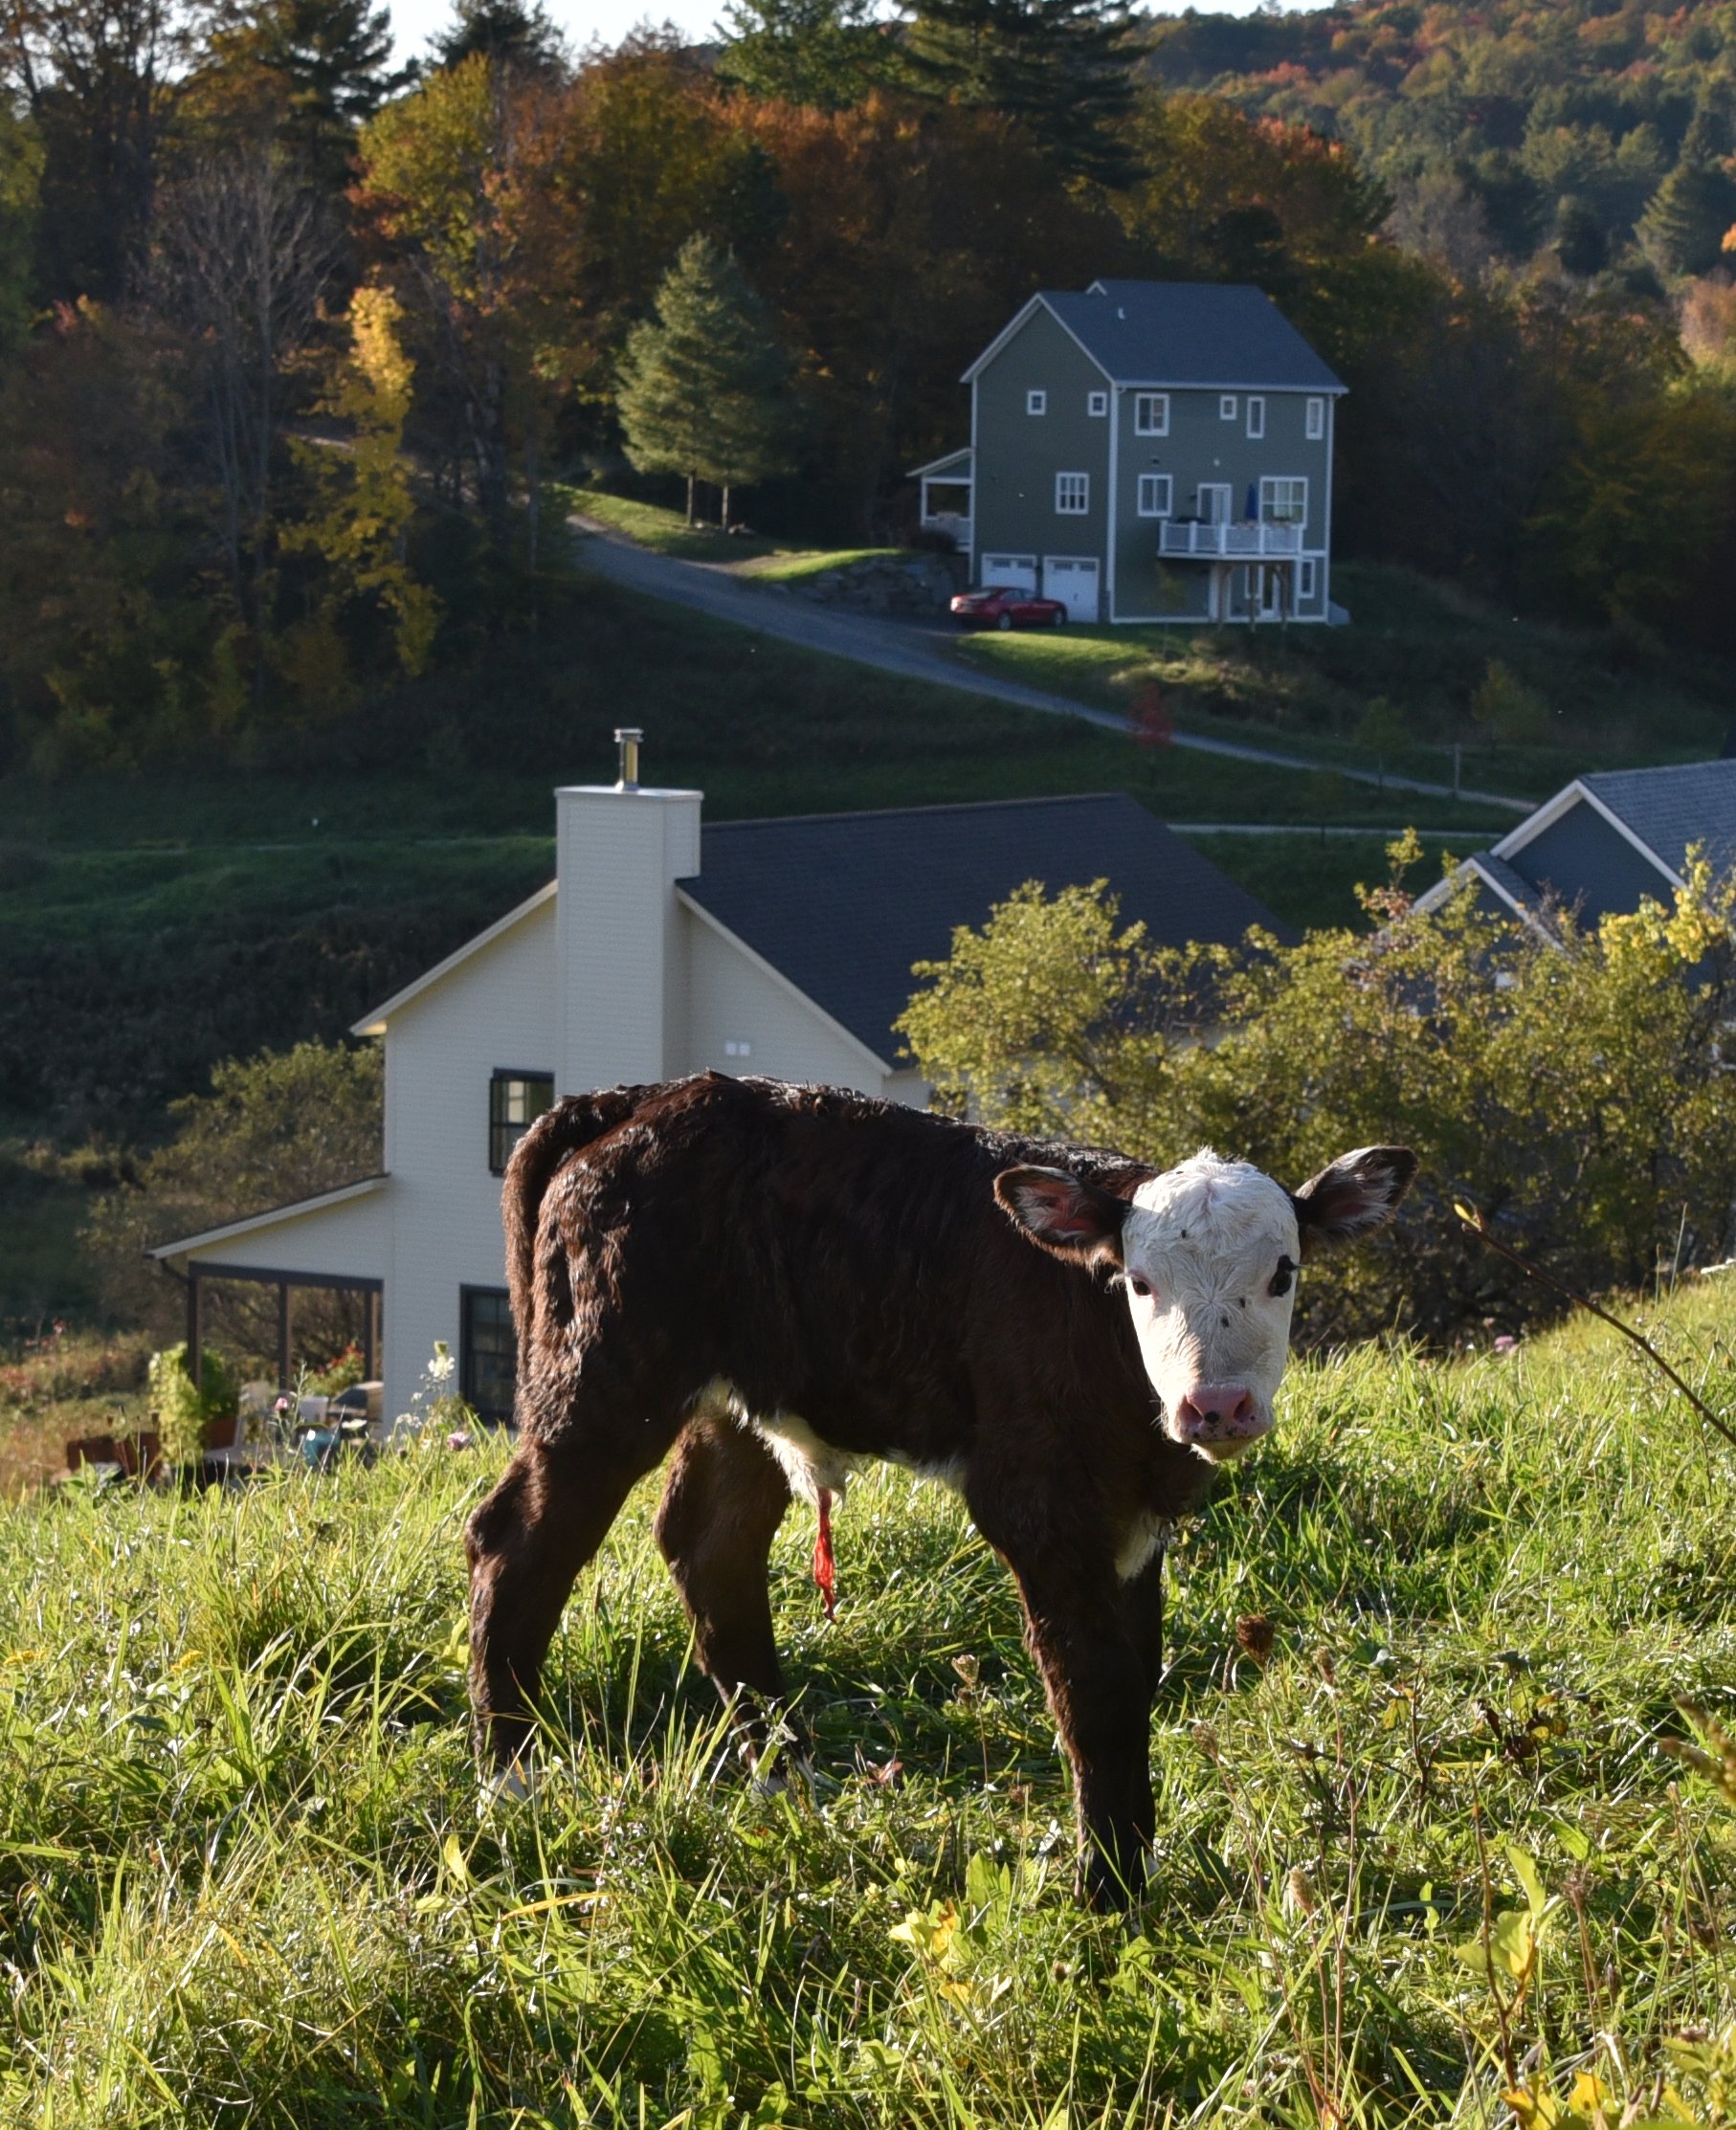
949 586 1067 630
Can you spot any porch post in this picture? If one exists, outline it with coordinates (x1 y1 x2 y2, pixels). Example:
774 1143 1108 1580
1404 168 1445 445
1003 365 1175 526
278 1280 292 1389
363 1289 378 1384
188 1268 203 1387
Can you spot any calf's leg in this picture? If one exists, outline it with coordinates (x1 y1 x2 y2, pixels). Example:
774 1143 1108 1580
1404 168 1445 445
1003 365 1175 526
467 1423 674 1775
1120 1546 1166 1697
654 1414 794 1761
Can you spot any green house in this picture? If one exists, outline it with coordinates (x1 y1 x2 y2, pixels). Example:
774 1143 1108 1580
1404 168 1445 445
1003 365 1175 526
913 279 1347 627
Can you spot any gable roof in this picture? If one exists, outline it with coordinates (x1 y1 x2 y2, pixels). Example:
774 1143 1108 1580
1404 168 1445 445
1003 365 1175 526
679 794 1292 1067
352 880 556 1036
1575 761 1736 881
964 281 1345 392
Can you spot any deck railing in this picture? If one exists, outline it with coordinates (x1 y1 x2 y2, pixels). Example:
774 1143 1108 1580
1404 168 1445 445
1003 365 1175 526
1158 521 1302 558
919 510 972 550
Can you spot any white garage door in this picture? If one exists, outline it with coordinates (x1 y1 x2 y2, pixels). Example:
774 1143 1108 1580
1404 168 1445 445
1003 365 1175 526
1043 556 1100 622
979 552 1037 593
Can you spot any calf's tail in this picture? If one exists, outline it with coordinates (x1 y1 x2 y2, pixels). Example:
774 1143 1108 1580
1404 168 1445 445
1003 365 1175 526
501 1088 639 1334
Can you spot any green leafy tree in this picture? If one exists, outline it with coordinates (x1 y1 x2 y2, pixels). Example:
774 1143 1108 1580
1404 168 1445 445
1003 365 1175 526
0 104 41 349
716 0 893 111
86 1040 383 1348
898 849 1736 1342
616 233 799 526
901 0 1137 187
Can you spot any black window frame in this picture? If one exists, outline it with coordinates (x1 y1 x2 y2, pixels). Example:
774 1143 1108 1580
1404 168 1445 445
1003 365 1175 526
459 1284 517 1422
488 1069 554 1175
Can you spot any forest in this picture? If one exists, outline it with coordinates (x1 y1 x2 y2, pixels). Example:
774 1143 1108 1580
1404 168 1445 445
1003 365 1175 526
4 0 1736 780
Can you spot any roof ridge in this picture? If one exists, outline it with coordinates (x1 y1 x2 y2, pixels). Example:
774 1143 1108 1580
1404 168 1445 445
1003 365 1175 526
702 792 1146 832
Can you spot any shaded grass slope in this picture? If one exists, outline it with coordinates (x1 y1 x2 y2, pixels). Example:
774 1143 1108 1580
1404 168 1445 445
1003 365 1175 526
2 1284 1732 2125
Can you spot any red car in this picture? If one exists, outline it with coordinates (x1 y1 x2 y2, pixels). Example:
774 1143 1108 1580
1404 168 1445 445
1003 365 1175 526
950 585 1067 630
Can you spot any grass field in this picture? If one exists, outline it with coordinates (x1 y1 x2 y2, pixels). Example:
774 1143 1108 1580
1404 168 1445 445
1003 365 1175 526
2 1283 1733 2126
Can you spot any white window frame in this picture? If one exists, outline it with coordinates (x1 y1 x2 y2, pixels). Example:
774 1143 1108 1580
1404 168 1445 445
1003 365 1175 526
1087 390 1107 417
1026 388 1047 416
1298 558 1318 601
1305 396 1325 440
1220 394 1237 421
1246 395 1266 440
1132 392 1169 436
1055 471 1089 516
1136 473 1173 519
1258 475 1308 525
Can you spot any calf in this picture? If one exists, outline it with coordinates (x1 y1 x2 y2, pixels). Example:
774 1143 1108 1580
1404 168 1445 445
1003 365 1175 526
466 1074 1414 1908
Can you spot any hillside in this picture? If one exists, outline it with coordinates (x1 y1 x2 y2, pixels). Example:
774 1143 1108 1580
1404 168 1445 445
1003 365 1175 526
1 1279 1731 2121
1140 0 1736 281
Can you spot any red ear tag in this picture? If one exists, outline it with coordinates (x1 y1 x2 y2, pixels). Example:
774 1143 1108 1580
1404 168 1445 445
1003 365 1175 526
812 1488 838 1623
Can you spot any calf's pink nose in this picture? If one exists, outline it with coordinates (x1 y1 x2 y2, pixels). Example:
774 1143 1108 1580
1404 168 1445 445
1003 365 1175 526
1176 1386 1256 1433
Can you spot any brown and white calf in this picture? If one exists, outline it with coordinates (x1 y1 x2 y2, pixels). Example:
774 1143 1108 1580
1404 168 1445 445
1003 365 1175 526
465 1073 1414 1908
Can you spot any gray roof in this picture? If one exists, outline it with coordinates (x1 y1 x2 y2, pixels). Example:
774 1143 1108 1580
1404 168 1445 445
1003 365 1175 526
1472 853 1542 914
1579 761 1736 879
1043 280 1345 391
681 794 1291 1066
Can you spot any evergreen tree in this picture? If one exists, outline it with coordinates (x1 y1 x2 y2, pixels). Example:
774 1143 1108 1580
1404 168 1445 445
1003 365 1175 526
715 0 892 111
193 0 410 188
1638 108 1736 277
901 0 1137 188
616 234 800 526
431 0 566 79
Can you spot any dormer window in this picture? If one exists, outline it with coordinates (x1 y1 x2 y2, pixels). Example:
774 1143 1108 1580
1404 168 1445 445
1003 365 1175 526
1087 390 1107 417
1132 392 1168 436
1026 389 1047 416
489 1071 553 1173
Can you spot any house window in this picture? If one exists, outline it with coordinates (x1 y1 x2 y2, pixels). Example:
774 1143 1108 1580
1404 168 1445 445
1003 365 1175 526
1305 396 1325 440
1258 476 1308 525
1055 471 1089 514
1136 473 1173 518
1026 389 1047 416
460 1286 516 1421
1133 392 1168 436
1246 395 1266 440
1220 394 1237 420
1298 558 1318 600
1087 390 1107 417
489 1070 553 1174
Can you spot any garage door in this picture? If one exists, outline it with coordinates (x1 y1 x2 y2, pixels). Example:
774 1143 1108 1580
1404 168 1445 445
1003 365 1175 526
978 552 1037 594
1042 556 1100 622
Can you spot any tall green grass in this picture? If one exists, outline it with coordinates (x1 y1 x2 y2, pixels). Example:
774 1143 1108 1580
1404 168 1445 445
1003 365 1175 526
3 1287 1733 2125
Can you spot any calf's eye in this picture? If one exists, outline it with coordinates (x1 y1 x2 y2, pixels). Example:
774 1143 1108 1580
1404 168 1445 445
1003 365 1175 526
1128 1276 1152 1299
1268 1257 1296 1298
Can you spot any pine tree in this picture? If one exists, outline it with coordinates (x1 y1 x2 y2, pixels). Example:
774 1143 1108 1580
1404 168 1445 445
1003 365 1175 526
432 0 566 79
1638 108 1736 278
616 235 800 527
194 0 410 189
715 0 892 111
901 0 1138 188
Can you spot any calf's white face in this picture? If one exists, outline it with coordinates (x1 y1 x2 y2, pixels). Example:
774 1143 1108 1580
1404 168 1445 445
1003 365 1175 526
996 1143 1417 1464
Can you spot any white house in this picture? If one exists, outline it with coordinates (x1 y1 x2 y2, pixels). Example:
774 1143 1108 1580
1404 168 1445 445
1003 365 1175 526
149 736 1285 1423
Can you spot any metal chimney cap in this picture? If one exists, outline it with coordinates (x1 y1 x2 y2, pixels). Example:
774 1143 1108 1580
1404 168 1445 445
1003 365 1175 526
614 726 644 790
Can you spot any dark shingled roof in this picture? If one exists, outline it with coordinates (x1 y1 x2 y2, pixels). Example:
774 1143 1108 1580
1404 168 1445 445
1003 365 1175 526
1579 761 1736 880
1041 280 1345 392
681 794 1292 1066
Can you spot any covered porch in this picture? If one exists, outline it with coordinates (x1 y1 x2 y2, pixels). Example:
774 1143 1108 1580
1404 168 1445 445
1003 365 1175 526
909 446 973 552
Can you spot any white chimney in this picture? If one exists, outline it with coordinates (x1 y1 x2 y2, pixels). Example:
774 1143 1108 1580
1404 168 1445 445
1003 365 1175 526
554 738 701 1094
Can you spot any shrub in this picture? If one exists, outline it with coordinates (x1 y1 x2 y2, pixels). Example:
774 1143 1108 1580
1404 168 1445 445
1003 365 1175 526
146 1342 238 1465
897 836 1736 1342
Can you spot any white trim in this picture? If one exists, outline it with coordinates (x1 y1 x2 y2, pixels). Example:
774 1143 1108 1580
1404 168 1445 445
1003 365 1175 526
352 879 557 1034
1322 395 1335 611
1246 395 1266 440
959 295 1115 387
148 1175 391 1262
1136 473 1173 518
1055 471 1089 515
1220 394 1237 420
907 446 974 480
1259 474 1308 526
1305 396 1324 440
1493 782 1683 888
1106 382 1120 619
1413 855 1557 941
1040 554 1102 623
676 890 895 1075
1026 388 1047 416
1133 392 1168 437
1298 557 1318 601
1087 390 1107 417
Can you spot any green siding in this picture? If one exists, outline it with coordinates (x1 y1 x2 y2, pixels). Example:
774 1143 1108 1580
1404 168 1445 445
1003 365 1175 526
972 308 1109 589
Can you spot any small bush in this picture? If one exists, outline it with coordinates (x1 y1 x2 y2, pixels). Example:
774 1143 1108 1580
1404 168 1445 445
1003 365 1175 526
146 1341 238 1465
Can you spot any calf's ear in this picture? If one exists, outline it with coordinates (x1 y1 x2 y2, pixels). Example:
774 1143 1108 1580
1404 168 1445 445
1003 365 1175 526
1292 1146 1417 1254
995 1165 1127 1267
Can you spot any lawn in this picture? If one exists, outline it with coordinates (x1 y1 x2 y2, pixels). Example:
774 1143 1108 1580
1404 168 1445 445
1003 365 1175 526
951 562 1736 801
559 484 790 566
2 1281 1732 2125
